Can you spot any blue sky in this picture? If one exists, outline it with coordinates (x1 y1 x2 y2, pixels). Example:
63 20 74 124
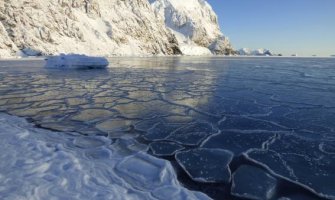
206 0 335 56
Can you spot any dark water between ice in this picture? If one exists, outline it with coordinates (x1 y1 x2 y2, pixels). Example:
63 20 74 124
0 57 334 200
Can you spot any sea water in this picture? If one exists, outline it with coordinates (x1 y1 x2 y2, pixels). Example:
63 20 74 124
0 57 334 200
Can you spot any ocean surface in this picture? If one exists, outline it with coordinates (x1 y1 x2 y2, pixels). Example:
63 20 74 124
0 57 334 200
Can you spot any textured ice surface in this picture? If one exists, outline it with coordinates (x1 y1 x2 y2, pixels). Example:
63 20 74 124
167 122 216 145
231 165 277 200
144 122 181 141
0 113 210 200
115 152 189 192
245 134 335 199
202 131 275 155
1 57 335 199
149 141 184 156
175 148 233 183
45 54 109 69
218 116 285 131
72 109 115 122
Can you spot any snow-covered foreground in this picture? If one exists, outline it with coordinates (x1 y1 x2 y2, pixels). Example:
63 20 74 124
0 113 210 200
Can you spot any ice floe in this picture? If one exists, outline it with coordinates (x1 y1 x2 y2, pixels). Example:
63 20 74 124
45 54 109 69
245 134 335 199
231 165 277 200
175 148 233 183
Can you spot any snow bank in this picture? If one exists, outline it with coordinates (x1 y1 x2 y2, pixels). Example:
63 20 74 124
45 54 109 69
0 113 210 200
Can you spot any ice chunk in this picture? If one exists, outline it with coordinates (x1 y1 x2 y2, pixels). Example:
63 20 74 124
115 152 179 191
45 54 109 69
231 165 277 200
149 141 184 156
175 148 233 183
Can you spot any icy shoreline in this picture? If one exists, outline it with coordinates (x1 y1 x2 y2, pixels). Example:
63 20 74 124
0 113 210 200
0 55 333 61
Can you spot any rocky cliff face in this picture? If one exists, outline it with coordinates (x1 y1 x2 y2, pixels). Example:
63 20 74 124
0 20 17 57
0 0 181 57
0 0 232 57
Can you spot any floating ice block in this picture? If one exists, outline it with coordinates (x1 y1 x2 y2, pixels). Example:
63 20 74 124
45 54 109 69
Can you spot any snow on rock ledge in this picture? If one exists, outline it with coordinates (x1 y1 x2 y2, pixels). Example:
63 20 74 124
0 113 211 200
45 54 109 69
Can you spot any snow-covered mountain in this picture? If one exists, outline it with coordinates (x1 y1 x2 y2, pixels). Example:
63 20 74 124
0 0 181 57
150 0 233 55
0 0 233 58
238 48 274 56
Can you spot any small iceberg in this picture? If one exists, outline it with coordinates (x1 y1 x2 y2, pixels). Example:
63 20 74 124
45 54 109 69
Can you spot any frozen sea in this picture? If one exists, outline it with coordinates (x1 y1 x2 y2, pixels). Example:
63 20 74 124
0 57 335 200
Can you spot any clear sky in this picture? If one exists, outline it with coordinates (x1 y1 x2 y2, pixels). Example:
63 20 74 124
206 0 335 56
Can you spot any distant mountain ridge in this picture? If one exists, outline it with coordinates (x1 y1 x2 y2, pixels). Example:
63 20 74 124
0 0 233 58
238 48 274 56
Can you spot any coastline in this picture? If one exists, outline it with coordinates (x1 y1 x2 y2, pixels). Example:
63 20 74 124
0 55 334 61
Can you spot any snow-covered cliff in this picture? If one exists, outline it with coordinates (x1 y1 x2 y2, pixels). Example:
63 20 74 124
0 0 232 57
150 0 233 55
